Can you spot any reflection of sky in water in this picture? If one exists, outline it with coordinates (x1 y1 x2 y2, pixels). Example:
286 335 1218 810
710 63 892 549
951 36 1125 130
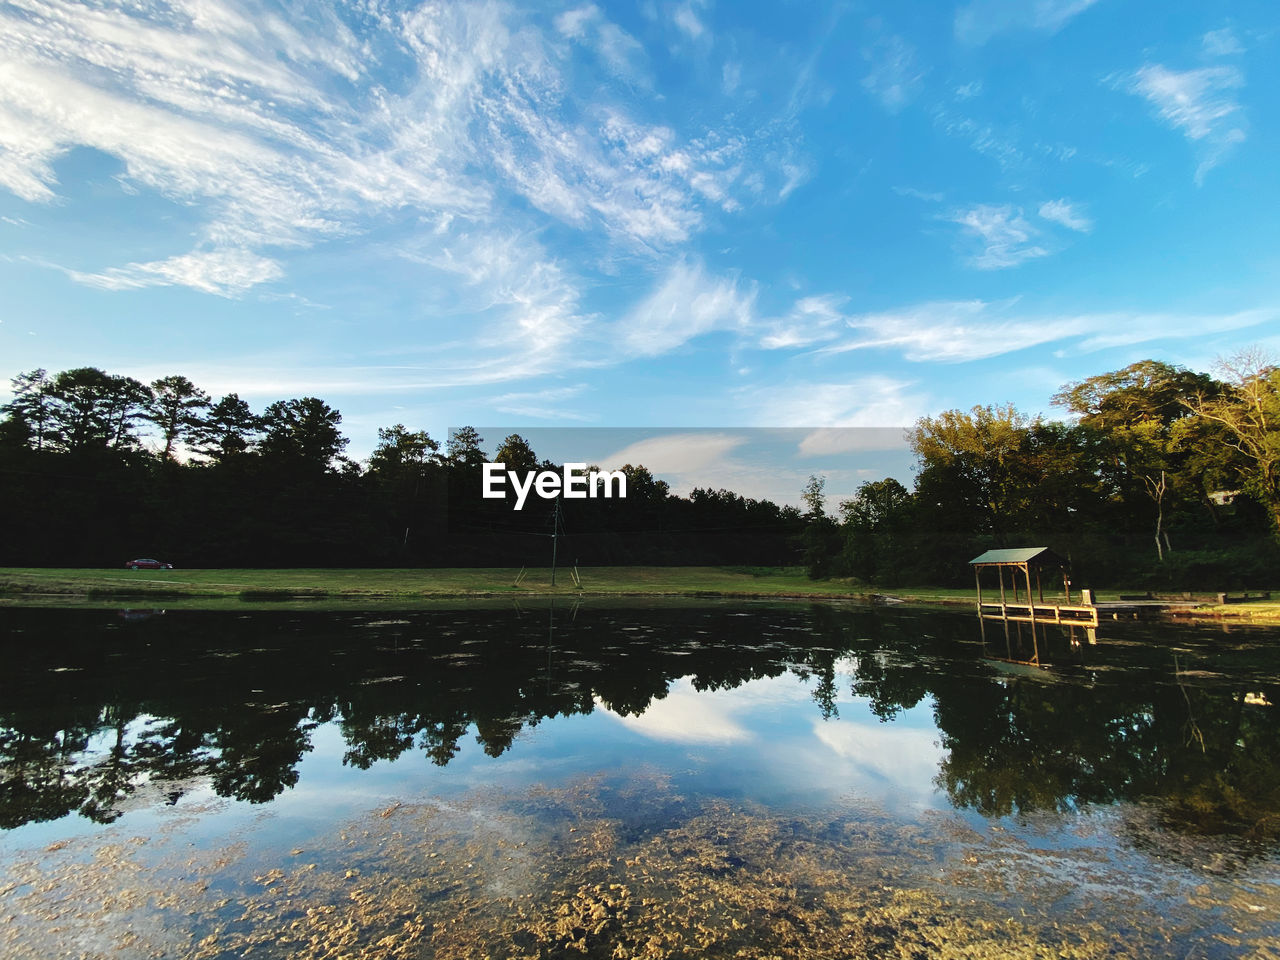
266 664 947 847
0 664 949 858
7 604 1280 876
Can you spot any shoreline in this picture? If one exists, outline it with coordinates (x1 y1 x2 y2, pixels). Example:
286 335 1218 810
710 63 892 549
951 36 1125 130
2 567 1278 622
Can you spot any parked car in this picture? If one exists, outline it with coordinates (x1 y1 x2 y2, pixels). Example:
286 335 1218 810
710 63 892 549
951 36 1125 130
125 559 174 570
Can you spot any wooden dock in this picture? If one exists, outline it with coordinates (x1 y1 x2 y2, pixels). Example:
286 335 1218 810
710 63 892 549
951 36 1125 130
977 600 1099 626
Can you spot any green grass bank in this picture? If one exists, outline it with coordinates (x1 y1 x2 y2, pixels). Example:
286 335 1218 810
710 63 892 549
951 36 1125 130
2 567 1278 621
0 566 875 603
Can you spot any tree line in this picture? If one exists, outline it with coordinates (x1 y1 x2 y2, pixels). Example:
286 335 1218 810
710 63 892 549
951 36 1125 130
2 352 1278 585
0 367 804 568
805 351 1280 588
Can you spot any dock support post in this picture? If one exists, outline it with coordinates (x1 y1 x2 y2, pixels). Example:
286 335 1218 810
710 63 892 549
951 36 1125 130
1025 563 1036 629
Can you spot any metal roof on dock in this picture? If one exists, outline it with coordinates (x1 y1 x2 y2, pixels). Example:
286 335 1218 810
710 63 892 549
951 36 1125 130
969 547 1066 565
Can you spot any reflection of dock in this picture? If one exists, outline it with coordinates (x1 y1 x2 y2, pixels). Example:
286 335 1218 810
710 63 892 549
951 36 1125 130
979 613 1097 671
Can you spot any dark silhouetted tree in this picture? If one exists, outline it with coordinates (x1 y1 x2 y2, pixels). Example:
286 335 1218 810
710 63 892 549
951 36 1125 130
147 375 210 461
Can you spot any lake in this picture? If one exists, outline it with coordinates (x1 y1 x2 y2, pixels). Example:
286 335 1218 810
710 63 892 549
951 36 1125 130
2 601 1278 958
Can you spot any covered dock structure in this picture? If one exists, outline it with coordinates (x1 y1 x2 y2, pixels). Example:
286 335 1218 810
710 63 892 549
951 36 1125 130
970 547 1098 626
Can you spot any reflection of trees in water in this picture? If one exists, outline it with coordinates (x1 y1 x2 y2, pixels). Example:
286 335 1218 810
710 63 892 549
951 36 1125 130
1 607 1278 848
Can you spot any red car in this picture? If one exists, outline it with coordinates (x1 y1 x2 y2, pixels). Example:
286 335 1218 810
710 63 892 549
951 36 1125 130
125 559 174 570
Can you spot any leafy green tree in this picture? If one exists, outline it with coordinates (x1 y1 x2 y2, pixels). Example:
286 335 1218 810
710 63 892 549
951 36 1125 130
619 464 670 501
1055 360 1218 560
494 433 539 473
43 367 152 453
1 368 51 450
147 375 210 461
910 403 1033 545
193 393 260 461
801 474 827 518
1054 359 1217 429
258 397 348 472
800 474 839 578
1184 350 1280 534
445 426 486 467
839 478 913 583
369 425 441 552
368 425 440 476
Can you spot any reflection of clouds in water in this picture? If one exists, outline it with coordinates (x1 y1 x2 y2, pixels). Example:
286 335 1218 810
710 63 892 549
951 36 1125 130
599 673 946 805
597 673 817 743
596 679 756 744
812 719 943 796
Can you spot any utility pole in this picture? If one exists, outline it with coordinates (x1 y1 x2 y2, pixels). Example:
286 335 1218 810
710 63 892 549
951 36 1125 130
550 496 562 586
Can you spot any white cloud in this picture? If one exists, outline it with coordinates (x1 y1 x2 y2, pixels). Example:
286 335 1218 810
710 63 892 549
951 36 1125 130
1037 198 1093 233
672 2 706 40
797 427 910 456
747 378 928 430
599 433 746 473
759 295 846 349
0 0 783 301
955 0 1100 44
67 249 283 297
491 385 594 421
555 5 600 39
931 109 1025 170
1202 28 1244 57
721 60 741 94
555 4 649 84
1125 63 1246 181
1128 64 1245 141
402 229 595 383
820 299 1276 363
893 185 944 203
777 160 809 201
618 261 755 357
861 29 924 113
949 204 1048 269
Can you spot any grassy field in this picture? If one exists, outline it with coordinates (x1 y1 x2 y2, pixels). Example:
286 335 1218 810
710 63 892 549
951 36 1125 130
4 567 1277 621
0 566 883 603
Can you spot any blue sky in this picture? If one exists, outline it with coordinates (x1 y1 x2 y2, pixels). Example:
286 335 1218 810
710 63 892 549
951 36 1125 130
1 0 1277 502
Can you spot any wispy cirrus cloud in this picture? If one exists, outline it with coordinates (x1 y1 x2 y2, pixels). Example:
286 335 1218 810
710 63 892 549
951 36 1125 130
398 228 596 383
618 261 755 357
671 1 708 41
1123 62 1246 182
758 295 846 350
1037 198 1092 233
65 249 284 297
600 432 747 474
820 299 1276 363
1202 28 1244 58
0 0 826 389
555 4 650 85
955 0 1101 45
0 0 786 289
860 25 925 114
491 384 595 421
949 204 1048 269
745 378 927 430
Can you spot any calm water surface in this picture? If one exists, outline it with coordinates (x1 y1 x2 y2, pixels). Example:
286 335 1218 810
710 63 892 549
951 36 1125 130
2 601 1279 958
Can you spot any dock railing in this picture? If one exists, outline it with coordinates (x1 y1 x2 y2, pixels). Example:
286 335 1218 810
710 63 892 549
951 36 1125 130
976 600 1099 626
